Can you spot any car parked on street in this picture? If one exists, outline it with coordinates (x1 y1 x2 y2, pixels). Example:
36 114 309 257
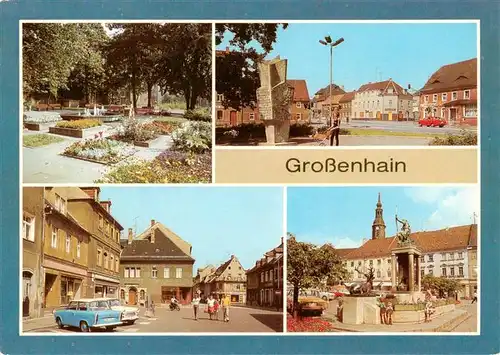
53 299 123 332
418 116 447 127
99 298 140 325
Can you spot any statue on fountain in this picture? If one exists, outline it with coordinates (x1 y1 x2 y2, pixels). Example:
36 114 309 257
349 266 375 295
395 215 413 246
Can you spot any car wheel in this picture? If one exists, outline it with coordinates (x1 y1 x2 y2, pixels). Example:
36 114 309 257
322 296 328 301
105 326 116 331
56 317 64 329
80 321 90 333
127 320 136 325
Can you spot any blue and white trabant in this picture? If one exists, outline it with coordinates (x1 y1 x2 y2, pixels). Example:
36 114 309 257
54 299 123 332
96 298 140 325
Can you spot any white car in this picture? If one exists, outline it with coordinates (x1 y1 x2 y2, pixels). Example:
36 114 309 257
97 298 140 325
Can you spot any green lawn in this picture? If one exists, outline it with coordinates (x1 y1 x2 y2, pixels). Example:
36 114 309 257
159 102 187 110
345 128 446 138
23 134 64 147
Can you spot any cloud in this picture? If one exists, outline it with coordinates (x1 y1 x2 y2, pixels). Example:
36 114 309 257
296 234 362 249
406 186 479 230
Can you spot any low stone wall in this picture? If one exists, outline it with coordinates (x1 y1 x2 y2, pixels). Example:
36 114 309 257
343 296 379 325
24 122 57 132
61 115 122 123
393 303 455 324
49 125 105 139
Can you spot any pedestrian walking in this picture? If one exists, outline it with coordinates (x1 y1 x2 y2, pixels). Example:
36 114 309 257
192 294 201 320
207 294 216 320
222 294 231 322
329 108 341 146
214 298 220 321
471 291 477 304
150 300 155 317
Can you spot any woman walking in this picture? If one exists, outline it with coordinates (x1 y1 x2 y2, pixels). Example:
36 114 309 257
206 294 216 320
192 294 201 320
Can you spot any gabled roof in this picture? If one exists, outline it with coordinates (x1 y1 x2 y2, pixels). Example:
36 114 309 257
121 223 194 261
340 224 477 260
246 242 284 274
420 58 477 94
339 91 356 103
287 80 310 102
357 79 408 97
136 222 192 256
315 84 346 98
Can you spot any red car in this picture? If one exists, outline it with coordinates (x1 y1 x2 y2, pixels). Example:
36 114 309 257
418 116 447 127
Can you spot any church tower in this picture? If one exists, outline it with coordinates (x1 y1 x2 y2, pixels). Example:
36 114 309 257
372 193 386 239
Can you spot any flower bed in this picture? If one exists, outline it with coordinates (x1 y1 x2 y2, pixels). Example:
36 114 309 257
63 138 136 165
287 315 335 332
171 121 212 153
56 119 101 129
23 111 62 129
96 151 211 183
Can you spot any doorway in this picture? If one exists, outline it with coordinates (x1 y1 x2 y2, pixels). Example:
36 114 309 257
450 108 457 123
22 271 33 317
128 287 137 305
230 111 237 126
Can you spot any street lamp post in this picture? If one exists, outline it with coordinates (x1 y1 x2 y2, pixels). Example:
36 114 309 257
319 36 344 127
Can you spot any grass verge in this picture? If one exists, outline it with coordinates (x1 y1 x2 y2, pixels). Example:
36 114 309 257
23 134 64 147
345 128 446 138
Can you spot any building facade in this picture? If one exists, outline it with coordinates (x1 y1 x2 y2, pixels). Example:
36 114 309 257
287 80 311 123
22 188 44 318
351 79 413 120
246 241 284 309
338 195 478 298
419 58 477 125
339 91 355 122
120 221 195 305
311 84 345 120
68 187 123 299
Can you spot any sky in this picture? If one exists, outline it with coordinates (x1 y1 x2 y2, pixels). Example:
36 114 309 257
100 187 283 274
218 22 477 95
287 186 479 249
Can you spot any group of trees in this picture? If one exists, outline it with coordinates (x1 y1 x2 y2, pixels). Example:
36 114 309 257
422 275 461 298
287 233 350 314
23 23 211 110
215 23 287 110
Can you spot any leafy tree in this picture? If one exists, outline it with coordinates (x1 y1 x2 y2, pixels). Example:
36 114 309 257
215 23 287 109
422 275 461 298
158 23 212 110
287 233 348 316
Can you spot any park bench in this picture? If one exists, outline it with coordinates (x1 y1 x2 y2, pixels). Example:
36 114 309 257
107 104 124 113
49 103 61 110
36 103 49 111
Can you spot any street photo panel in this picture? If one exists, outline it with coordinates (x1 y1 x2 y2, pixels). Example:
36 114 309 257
286 186 479 333
22 186 284 334
22 22 213 184
215 22 478 147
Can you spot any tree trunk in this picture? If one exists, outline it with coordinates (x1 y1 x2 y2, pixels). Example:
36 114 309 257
189 88 197 110
293 284 299 319
184 90 191 112
147 83 153 108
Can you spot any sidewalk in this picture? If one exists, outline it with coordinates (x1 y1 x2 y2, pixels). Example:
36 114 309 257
232 304 284 313
324 308 470 332
22 313 55 332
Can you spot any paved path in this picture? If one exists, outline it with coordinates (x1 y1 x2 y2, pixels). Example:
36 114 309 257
448 303 478 332
23 130 173 184
293 135 432 146
23 306 283 333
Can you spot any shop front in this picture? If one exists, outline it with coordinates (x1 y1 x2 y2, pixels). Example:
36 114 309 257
42 258 87 308
93 273 120 298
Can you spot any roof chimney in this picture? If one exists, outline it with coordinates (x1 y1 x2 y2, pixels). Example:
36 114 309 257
151 219 156 227
81 187 101 201
226 46 229 53
128 228 133 244
100 200 111 213
150 229 155 244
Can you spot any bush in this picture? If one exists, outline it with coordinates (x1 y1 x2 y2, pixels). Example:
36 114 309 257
290 123 315 137
171 121 212 153
184 108 211 122
64 138 136 164
148 120 180 135
56 119 101 129
115 117 157 142
96 151 211 183
429 130 477 146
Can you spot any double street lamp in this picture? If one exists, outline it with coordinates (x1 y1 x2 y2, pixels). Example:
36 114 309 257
319 36 344 126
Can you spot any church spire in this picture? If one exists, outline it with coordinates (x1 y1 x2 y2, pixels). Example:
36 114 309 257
372 193 386 240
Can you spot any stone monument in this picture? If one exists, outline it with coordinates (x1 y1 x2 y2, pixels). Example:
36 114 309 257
256 56 296 145
391 216 422 298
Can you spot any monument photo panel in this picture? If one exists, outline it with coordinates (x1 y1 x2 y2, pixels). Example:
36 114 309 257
215 22 478 147
286 185 479 333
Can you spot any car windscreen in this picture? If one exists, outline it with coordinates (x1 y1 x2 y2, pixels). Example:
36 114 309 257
88 301 110 310
109 300 121 307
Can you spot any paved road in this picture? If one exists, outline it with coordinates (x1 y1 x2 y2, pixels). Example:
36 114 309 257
293 135 431 146
340 120 474 135
449 303 477 332
24 306 283 333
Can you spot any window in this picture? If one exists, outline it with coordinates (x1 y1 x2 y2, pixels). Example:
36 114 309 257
22 214 35 241
97 249 102 266
358 261 362 266
65 234 71 253
130 267 135 278
261 273 264 282
464 90 470 99
249 113 255 121
115 258 119 272
99 215 103 229
104 253 108 269
424 95 429 103
51 227 58 248
295 113 302 120
152 267 158 278
111 227 114 240
270 271 273 281
387 270 391 277
105 222 109 236
369 260 373 266
376 270 381 278
124 268 129 278
440 108 445 118
217 94 223 102
350 262 354 267
136 268 141 278
164 267 170 278
110 255 114 270
450 267 455 277
442 93 448 101
432 94 438 102
388 100 392 106
76 241 81 258
420 256 425 262
296 102 302 108
441 253 446 260
429 269 434 276
458 252 463 259
421 269 425 278
55 194 66 214
377 259 381 265
452 92 458 100
441 268 447 277
464 104 477 117
448 253 454 260
428 254 434 262
459 266 464 276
